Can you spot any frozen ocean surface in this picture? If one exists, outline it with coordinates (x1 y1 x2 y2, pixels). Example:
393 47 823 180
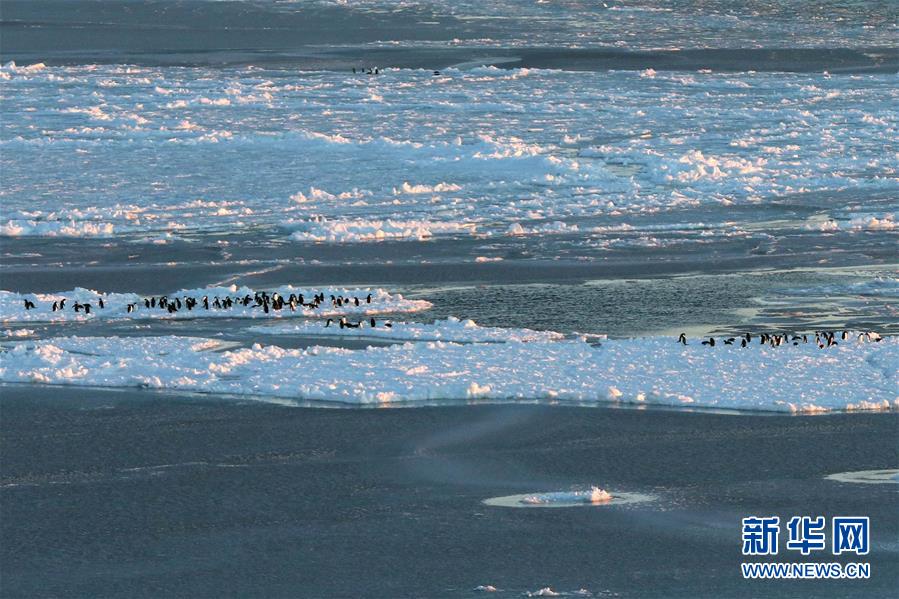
1 0 896 413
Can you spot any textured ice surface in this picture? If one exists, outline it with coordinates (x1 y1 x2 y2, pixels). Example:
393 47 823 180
2 63 895 247
2 333 895 413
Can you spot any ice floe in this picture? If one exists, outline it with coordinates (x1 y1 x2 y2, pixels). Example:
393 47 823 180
0 286 430 323
287 217 476 243
824 469 899 485
1 333 895 413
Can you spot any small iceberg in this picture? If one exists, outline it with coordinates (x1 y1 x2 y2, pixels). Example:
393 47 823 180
483 486 653 509
520 486 613 505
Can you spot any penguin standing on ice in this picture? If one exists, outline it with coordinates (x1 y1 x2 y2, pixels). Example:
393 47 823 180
23 299 36 310
677 333 687 345
340 316 360 329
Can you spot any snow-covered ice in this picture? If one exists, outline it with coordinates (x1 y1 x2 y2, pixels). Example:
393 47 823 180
2 64 895 247
0 286 430 323
1 333 895 413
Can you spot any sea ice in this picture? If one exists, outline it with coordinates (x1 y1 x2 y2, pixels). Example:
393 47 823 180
1 332 894 413
0 286 430 323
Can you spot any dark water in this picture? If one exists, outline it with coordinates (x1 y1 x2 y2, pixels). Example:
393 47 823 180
2 386 898 598
2 1 897 68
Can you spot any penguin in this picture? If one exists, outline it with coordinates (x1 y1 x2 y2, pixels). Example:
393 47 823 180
366 294 372 304
724 338 735 345
52 301 59 312
355 297 360 307
84 303 91 314
325 318 333 328
701 337 715 347
741 338 747 348
340 316 360 329
370 318 376 328
677 333 687 345
23 299 36 310
98 298 105 309
59 298 66 309
127 303 135 313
